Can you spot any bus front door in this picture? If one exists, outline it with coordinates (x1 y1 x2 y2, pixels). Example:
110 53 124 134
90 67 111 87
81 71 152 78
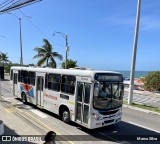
36 76 44 107
76 82 91 125
13 73 18 96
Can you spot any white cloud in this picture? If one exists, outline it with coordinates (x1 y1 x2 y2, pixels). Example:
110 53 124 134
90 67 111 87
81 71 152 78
105 15 134 26
140 15 160 31
104 14 160 31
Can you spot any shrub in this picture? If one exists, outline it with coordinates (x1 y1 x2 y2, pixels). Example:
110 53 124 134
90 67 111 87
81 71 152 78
144 71 160 91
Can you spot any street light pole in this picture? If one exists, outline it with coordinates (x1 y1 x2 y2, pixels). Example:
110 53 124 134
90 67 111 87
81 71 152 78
65 34 68 69
53 32 69 69
8 13 31 66
128 0 141 105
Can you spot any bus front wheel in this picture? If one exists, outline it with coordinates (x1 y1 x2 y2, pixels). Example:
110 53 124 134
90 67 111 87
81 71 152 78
62 110 70 123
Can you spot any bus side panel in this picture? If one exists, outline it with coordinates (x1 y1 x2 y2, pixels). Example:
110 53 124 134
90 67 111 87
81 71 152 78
59 93 75 121
24 85 36 105
17 82 21 98
67 93 76 121
43 89 76 121
43 89 59 115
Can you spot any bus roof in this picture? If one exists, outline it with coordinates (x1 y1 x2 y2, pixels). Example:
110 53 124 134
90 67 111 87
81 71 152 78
11 66 122 78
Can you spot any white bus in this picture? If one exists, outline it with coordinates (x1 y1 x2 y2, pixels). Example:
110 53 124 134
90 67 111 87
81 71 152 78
10 66 124 129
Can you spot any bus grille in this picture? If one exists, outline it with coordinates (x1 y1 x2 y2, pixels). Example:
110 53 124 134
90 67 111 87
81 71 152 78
99 109 119 115
104 119 114 124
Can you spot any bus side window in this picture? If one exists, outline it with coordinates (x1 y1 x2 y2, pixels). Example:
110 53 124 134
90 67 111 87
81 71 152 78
10 70 13 80
84 84 90 104
47 74 60 91
37 77 43 91
28 72 35 86
21 70 28 84
18 70 21 82
61 75 76 95
13 73 17 84
45 74 48 88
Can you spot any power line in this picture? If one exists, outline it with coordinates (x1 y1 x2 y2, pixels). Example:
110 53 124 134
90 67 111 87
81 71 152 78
0 0 41 14
19 9 65 48
0 0 14 9
0 0 65 48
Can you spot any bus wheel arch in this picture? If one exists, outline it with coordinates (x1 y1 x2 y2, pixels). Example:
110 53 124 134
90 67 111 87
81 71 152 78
59 105 71 123
21 92 27 104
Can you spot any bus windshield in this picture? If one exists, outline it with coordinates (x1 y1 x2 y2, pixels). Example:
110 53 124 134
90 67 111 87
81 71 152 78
94 74 124 110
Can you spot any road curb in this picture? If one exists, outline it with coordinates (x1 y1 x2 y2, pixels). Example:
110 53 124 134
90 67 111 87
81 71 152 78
123 104 160 116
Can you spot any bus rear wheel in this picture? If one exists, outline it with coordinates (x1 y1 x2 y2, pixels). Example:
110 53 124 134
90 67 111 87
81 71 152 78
62 110 71 123
21 93 27 104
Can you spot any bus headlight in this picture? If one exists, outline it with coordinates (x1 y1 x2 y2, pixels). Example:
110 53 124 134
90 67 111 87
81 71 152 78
92 113 102 120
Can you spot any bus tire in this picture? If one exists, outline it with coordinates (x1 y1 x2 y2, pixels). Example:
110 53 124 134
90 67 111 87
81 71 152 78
62 110 71 123
21 93 27 104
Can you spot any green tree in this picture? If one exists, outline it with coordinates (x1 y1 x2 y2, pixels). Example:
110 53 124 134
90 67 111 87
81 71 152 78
0 52 10 66
4 63 12 73
144 71 160 91
61 59 78 69
28 63 35 66
33 39 63 68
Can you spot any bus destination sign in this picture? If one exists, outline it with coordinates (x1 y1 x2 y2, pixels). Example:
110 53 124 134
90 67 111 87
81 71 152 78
95 73 123 82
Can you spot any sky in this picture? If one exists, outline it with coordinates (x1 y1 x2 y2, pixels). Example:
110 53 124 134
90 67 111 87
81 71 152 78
0 0 160 71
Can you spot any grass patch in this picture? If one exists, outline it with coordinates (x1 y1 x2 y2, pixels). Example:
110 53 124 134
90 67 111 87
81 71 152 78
123 101 160 113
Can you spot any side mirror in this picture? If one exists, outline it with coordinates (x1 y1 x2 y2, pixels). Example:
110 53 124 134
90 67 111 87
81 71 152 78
94 83 99 96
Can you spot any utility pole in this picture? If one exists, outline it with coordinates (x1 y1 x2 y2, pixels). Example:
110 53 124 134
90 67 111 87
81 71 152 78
65 34 68 69
128 0 141 105
53 32 69 69
8 13 31 66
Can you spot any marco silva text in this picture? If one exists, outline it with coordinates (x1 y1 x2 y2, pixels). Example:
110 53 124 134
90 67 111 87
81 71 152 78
137 136 158 141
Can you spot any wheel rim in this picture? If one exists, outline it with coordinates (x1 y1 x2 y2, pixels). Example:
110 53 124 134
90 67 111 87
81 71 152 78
63 111 69 121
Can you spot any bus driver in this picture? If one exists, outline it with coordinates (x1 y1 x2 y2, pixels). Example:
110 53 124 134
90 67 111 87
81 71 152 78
100 83 111 98
100 87 108 98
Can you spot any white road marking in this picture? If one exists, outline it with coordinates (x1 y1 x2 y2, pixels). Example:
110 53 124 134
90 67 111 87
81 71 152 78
128 121 160 133
3 97 15 100
30 109 48 118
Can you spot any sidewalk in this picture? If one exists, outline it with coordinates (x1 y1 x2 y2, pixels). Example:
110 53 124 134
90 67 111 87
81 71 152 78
0 96 44 144
0 94 62 144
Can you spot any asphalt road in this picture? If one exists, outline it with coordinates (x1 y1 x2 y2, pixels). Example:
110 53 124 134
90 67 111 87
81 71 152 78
0 78 160 144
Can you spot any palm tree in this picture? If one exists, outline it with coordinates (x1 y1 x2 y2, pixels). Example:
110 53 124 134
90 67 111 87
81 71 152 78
0 52 10 66
33 39 63 68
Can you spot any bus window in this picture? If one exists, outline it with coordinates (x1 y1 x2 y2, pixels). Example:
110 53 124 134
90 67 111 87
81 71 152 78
84 84 90 104
47 74 60 91
61 75 76 95
13 73 17 84
28 72 35 86
37 77 43 91
77 82 83 102
18 70 21 82
21 71 28 84
10 70 13 80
